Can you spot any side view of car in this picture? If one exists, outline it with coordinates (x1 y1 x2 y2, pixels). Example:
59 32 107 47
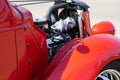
0 0 120 80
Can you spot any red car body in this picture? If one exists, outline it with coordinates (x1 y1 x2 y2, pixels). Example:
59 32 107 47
0 0 48 79
0 0 120 80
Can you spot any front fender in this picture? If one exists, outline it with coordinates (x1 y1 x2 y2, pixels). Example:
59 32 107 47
43 34 120 80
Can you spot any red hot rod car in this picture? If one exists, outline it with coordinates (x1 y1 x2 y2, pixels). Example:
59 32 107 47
0 0 120 80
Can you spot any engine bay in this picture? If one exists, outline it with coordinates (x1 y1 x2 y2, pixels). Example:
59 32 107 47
34 0 89 61
34 10 80 61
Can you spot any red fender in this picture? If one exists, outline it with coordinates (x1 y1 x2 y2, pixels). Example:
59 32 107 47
42 34 120 80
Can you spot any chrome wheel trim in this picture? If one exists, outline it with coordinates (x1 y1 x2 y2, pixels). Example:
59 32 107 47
96 69 120 80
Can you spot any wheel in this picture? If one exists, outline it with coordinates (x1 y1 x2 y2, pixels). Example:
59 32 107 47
96 59 120 80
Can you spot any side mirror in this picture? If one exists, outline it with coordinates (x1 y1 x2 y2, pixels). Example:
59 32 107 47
92 21 115 35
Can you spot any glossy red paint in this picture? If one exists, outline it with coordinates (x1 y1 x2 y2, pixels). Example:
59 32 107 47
0 0 12 28
92 21 115 35
41 38 81 80
42 34 120 80
16 24 48 80
0 0 17 79
0 0 48 79
12 5 48 80
1 0 120 80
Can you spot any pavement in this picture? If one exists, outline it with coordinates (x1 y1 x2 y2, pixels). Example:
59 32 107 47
10 0 120 38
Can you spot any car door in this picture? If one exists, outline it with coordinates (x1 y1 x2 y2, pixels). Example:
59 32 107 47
0 0 17 80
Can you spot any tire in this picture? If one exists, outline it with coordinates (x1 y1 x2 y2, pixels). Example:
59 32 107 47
96 59 120 80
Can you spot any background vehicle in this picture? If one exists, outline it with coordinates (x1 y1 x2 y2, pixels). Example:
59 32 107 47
0 0 120 80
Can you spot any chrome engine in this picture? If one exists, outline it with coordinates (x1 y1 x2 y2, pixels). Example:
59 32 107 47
47 17 76 60
34 0 89 61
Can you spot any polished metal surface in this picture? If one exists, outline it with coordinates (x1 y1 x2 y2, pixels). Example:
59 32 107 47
96 69 120 80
